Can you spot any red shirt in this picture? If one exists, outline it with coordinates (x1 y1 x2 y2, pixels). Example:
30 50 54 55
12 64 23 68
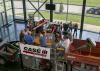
52 24 56 33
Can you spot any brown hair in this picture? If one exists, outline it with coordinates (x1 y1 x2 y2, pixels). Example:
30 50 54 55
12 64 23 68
41 31 45 35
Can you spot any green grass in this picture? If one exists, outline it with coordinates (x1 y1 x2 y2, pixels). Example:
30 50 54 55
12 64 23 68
84 16 100 26
30 0 100 7
27 11 100 26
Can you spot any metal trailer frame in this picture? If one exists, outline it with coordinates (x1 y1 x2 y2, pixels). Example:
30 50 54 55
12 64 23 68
20 47 66 71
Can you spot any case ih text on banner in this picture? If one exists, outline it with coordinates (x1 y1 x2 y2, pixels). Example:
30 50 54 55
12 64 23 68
20 43 50 60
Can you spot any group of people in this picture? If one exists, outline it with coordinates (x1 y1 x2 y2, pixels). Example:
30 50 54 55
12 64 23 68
20 19 78 47
19 27 52 71
19 19 76 71
20 19 79 54
62 21 78 38
27 19 46 32
19 19 50 46
49 21 78 38
20 27 33 45
19 27 47 47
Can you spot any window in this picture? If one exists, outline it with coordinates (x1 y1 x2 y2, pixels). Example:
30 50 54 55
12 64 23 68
5 1 12 10
7 9 13 22
83 0 100 41
0 13 3 27
0 2 4 12
14 0 24 19
84 0 100 32
26 0 49 20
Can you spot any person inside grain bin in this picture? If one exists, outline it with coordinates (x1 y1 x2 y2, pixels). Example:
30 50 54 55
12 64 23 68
27 20 33 31
24 31 34 45
39 31 47 47
35 21 43 34
24 27 32 35
19 30 25 43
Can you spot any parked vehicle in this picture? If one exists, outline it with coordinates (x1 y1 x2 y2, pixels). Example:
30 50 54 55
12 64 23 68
0 41 19 65
87 7 100 15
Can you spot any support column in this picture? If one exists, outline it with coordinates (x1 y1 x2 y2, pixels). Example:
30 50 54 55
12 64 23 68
79 0 86 39
22 0 27 27
50 0 53 22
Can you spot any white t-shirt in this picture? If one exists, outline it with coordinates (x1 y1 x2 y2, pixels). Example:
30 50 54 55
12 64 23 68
63 39 71 53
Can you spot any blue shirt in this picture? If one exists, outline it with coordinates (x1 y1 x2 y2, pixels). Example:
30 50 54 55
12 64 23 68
24 34 33 44
39 35 46 47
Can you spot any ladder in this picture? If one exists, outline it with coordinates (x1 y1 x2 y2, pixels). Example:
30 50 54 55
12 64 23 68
55 60 65 71
55 47 65 71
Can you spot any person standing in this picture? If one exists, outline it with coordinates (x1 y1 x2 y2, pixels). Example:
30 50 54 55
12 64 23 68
73 23 78 38
63 23 69 32
52 24 56 33
24 32 33 45
19 30 25 43
68 21 73 33
22 27 34 45
39 31 46 47
27 20 33 31
35 21 43 34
